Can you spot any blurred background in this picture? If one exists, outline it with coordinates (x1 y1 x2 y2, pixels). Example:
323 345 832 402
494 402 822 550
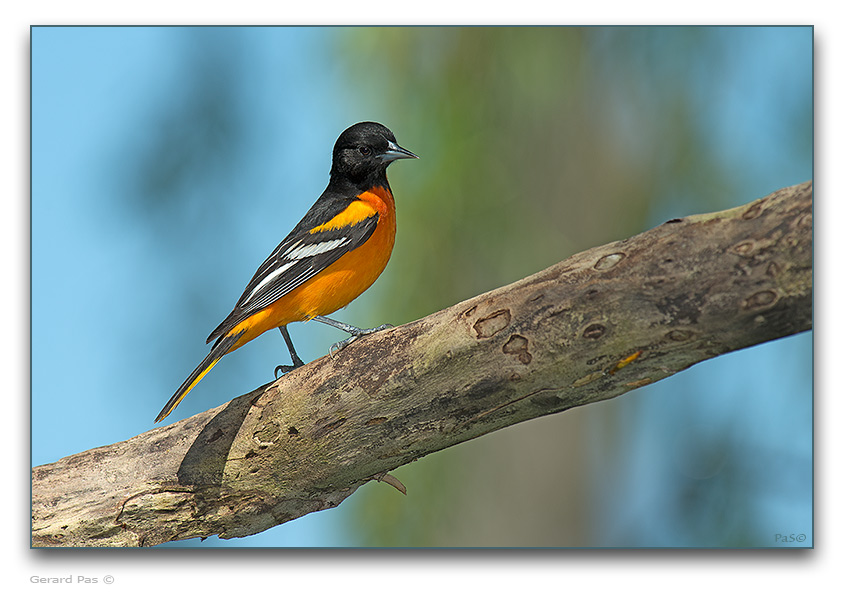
32 26 812 547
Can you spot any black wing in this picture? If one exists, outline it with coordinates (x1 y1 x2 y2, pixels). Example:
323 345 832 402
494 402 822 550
206 196 379 345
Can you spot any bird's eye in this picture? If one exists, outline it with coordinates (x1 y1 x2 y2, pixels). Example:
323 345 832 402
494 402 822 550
358 146 372 156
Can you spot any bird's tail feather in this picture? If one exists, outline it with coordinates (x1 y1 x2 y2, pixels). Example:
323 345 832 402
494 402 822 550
155 330 244 423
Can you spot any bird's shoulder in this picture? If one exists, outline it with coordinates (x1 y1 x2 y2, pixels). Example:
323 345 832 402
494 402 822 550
288 182 377 237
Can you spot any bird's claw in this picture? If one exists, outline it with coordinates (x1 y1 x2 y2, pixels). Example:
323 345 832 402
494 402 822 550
328 323 394 357
274 357 305 379
328 336 356 357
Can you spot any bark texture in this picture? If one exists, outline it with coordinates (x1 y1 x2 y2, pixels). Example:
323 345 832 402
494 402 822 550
32 181 813 547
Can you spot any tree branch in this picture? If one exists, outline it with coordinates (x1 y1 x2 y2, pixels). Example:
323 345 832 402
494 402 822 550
32 181 813 547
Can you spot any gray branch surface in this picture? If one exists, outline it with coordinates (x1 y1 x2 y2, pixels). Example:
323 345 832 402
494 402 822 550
32 181 813 547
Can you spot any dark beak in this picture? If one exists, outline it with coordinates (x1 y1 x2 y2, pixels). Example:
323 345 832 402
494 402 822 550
380 139 419 163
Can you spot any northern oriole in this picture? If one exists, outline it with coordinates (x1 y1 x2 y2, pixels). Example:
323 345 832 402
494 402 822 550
155 122 417 423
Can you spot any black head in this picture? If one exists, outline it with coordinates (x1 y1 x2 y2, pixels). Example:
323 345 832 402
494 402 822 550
329 122 417 187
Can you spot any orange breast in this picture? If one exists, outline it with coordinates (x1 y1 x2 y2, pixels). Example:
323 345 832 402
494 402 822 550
229 186 397 349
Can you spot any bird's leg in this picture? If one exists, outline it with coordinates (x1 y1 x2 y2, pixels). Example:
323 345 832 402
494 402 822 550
274 326 306 378
312 315 393 355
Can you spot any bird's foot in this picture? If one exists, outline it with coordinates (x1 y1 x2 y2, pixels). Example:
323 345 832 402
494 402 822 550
274 355 305 379
328 323 393 356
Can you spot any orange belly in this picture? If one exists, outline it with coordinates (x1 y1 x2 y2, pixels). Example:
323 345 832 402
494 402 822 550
228 186 396 350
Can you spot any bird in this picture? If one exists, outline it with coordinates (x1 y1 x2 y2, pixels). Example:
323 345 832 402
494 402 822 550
155 121 417 423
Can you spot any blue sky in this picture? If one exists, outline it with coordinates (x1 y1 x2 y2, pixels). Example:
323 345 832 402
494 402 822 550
32 26 364 546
